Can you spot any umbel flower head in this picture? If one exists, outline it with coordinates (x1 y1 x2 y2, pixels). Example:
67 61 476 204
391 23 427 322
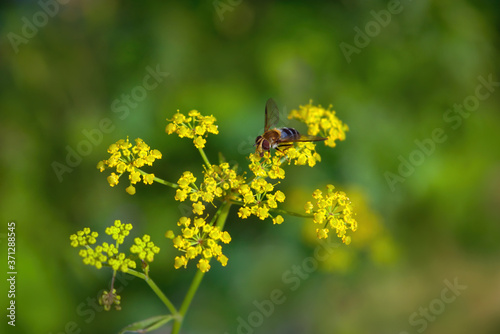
96 137 162 195
174 162 245 204
165 110 219 148
166 215 231 273
235 147 323 223
288 101 349 148
130 235 160 263
70 220 160 273
305 185 358 244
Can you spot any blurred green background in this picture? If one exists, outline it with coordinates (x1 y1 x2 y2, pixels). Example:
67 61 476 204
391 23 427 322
1 1 500 333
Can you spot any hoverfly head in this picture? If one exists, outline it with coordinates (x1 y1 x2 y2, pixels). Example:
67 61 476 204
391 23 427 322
254 136 270 157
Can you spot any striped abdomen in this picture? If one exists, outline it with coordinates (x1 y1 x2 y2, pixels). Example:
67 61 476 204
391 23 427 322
278 127 301 141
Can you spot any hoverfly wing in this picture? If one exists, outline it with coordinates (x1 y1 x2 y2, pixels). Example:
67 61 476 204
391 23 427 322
264 98 280 132
280 134 327 143
297 134 328 142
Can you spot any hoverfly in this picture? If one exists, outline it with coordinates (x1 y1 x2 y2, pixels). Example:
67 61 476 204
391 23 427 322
254 98 327 156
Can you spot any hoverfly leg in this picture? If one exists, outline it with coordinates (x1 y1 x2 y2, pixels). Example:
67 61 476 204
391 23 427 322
276 143 293 162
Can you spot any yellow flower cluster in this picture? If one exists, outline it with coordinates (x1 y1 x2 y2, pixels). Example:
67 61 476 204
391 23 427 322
304 185 357 244
248 152 285 179
97 137 162 195
285 143 322 167
233 153 286 223
170 163 239 272
105 220 133 244
70 227 98 247
250 142 321 175
166 216 231 273
165 110 219 148
70 220 160 273
130 235 160 262
175 163 245 204
99 289 121 311
237 180 285 223
75 239 136 272
288 101 349 148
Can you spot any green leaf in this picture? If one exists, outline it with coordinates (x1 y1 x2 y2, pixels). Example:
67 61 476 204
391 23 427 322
118 314 177 334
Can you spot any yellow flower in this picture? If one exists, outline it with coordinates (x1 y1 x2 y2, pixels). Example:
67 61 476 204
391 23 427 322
304 202 314 213
288 101 349 148
168 216 231 272
175 163 245 211
305 185 357 243
317 228 329 239
188 110 200 117
194 136 206 148
192 201 205 215
218 254 228 266
238 206 251 219
197 259 211 272
178 171 196 188
97 161 105 172
256 206 270 220
126 185 136 195
105 220 133 245
175 189 188 201
273 215 284 225
71 223 138 272
220 231 231 243
268 165 285 179
97 137 162 194
165 123 177 134
172 112 186 123
274 190 285 202
195 125 206 136
174 256 187 269
130 235 160 262
129 171 141 184
287 142 321 167
166 110 219 148
143 173 155 185
177 126 190 138
70 228 98 247
107 173 119 187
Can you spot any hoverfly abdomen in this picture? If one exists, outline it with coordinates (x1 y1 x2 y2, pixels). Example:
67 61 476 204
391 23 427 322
277 127 300 141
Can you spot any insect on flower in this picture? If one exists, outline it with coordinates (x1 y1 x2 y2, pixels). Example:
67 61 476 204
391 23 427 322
255 98 327 156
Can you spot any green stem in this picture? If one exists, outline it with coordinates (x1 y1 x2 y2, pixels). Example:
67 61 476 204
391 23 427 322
198 147 211 167
269 207 314 218
126 269 178 316
171 201 232 334
215 201 232 230
171 268 204 334
136 169 178 188
153 176 178 188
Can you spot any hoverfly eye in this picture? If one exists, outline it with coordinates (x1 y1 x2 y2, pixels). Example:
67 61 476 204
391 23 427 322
262 140 270 151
